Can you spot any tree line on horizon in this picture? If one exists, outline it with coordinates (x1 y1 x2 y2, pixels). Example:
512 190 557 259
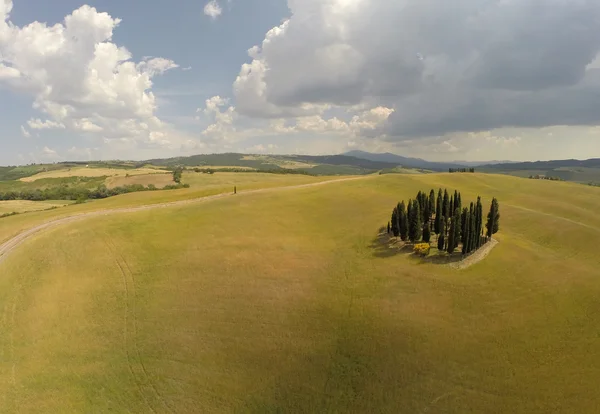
387 188 500 256
449 168 475 173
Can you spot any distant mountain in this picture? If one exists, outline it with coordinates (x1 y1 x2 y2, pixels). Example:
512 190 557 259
451 160 518 167
343 150 464 171
481 158 600 170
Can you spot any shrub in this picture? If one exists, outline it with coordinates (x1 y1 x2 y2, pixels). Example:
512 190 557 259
413 243 431 257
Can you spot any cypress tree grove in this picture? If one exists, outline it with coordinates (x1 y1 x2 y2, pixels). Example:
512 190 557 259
462 211 470 255
443 189 450 219
409 199 423 242
437 217 446 251
423 222 431 243
399 201 409 241
435 189 442 234
486 198 500 238
447 213 456 254
391 208 399 237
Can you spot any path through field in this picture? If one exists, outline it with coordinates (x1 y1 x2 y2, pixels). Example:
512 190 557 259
0 176 369 266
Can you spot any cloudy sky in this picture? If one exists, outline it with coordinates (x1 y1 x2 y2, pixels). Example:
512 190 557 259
1 0 600 165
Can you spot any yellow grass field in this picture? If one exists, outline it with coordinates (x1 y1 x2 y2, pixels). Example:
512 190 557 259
1 173 600 412
105 173 175 189
20 167 166 182
0 200 73 215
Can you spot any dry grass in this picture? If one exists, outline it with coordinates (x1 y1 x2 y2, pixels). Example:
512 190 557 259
20 167 164 182
0 200 73 215
1 174 600 412
105 173 174 189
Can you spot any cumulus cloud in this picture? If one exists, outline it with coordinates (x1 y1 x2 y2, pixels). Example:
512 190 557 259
233 0 600 140
20 125 30 138
0 1 197 157
204 1 222 19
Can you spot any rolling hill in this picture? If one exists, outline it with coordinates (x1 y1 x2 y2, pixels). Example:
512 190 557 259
1 173 600 412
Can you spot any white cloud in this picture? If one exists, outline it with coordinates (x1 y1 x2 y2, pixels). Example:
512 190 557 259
233 0 600 144
27 119 66 130
182 66 192 71
0 1 199 158
41 146 59 159
20 125 30 138
204 1 222 20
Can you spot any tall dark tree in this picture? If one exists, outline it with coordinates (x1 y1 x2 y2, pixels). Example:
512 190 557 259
460 207 468 246
391 208 399 237
408 199 423 242
469 203 477 253
457 192 462 211
453 190 459 211
462 211 470 255
437 217 446 251
447 211 456 254
428 189 435 221
486 198 500 238
387 222 391 234
454 208 461 248
475 196 483 248
399 201 408 241
423 223 431 243
442 189 450 219
434 189 443 234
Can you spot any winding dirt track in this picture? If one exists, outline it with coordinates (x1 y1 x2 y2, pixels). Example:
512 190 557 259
0 176 369 266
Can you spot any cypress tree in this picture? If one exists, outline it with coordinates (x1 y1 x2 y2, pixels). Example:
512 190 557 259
391 208 399 237
475 196 483 248
447 212 456 254
437 217 446 251
399 201 408 241
462 212 470 255
442 189 450 219
454 208 461 248
469 203 477 253
423 222 431 243
453 190 459 211
409 199 422 242
458 192 462 211
460 207 468 245
428 190 435 222
387 222 391 234
434 189 442 234
486 198 500 238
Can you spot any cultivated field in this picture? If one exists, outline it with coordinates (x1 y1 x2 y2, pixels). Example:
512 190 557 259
106 173 175 189
0 200 74 215
0 174 599 412
20 167 165 182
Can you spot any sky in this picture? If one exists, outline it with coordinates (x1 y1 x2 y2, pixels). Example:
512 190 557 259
1 0 600 165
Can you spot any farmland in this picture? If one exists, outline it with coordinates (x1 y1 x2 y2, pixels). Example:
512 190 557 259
0 173 599 412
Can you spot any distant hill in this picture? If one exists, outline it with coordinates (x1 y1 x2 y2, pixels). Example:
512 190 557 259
479 158 600 184
343 150 464 171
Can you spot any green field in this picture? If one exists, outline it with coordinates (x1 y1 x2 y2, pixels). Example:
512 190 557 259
1 173 600 412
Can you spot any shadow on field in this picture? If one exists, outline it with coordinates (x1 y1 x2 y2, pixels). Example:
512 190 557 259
369 230 464 265
369 228 413 258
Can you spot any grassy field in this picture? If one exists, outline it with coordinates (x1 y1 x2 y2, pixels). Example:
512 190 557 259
106 173 174 189
0 172 340 246
20 167 165 182
1 173 600 412
0 200 74 215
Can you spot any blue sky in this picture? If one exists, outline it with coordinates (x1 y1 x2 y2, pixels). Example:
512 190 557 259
1 0 600 165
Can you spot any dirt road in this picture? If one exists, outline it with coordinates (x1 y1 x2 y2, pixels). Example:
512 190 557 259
0 176 370 266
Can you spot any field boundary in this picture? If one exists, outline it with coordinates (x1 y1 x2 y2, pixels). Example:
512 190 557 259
0 176 370 266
